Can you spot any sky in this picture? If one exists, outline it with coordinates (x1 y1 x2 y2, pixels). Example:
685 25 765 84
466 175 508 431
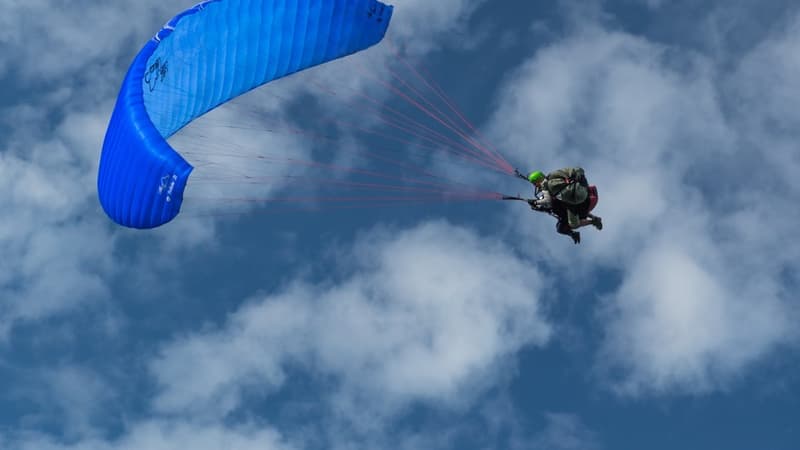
1 0 799 449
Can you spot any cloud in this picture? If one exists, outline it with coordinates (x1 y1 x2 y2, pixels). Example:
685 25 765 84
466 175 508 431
3 421 295 450
0 220 546 448
388 0 488 54
487 24 726 263
490 25 729 172
41 366 116 440
522 413 600 450
594 12 800 395
487 10 800 395
624 0 666 9
149 221 550 422
0 110 116 339
599 239 791 395
729 11 800 180
0 1 185 83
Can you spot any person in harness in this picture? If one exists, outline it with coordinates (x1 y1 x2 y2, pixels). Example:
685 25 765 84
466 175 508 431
510 167 603 244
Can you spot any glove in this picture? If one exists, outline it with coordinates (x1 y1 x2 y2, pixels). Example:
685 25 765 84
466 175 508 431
592 216 603 230
571 232 581 244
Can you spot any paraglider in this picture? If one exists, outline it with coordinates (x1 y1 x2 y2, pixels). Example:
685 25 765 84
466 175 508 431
97 0 604 243
97 0 393 228
507 167 603 244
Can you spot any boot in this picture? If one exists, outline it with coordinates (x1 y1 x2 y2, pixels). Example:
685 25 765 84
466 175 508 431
571 231 581 244
592 216 603 230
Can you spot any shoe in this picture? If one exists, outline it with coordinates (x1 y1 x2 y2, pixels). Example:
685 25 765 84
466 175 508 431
571 232 581 244
592 216 603 230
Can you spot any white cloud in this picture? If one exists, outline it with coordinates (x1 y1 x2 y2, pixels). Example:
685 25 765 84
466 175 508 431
487 13 799 395
522 413 600 450
490 25 730 172
3 421 295 450
0 111 116 339
43 366 116 440
599 240 791 395
730 13 800 182
0 220 544 448
150 221 550 421
388 0 488 54
488 26 725 264
595 13 800 395
0 1 189 82
625 0 665 9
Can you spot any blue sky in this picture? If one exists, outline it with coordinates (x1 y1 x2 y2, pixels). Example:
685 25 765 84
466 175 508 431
2 1 799 449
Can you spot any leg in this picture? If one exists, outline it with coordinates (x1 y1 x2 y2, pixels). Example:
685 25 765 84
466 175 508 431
588 214 602 230
556 220 581 244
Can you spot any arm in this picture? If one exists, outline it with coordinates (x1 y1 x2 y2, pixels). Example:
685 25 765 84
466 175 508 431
533 190 551 209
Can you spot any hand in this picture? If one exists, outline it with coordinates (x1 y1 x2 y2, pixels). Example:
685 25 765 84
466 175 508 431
592 216 603 230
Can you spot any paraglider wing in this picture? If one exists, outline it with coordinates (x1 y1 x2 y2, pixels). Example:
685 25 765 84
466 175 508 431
98 0 393 228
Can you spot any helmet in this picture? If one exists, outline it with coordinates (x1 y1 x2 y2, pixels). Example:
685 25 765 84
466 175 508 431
528 171 545 184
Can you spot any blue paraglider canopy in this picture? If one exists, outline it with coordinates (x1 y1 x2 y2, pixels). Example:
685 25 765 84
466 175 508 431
98 0 393 228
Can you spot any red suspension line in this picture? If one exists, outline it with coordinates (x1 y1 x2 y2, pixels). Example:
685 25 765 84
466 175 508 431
307 79 502 170
341 62 510 172
386 39 514 173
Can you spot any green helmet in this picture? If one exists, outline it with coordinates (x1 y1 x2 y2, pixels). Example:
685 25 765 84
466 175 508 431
528 171 545 184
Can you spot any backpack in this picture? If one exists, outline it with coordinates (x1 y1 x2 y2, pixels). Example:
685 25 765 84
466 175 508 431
545 167 589 206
